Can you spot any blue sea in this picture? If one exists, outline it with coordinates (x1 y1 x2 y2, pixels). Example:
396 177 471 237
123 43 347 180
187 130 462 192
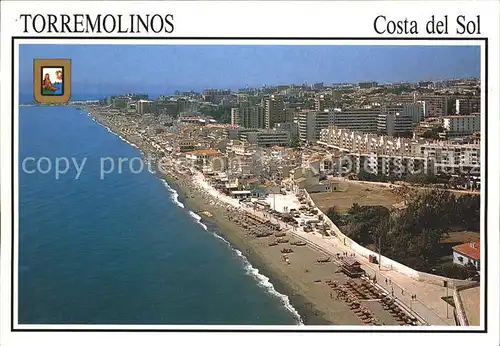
52 82 63 95
18 106 300 325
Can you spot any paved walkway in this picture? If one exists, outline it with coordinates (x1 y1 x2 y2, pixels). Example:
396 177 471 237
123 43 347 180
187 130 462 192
193 174 455 326
288 230 454 326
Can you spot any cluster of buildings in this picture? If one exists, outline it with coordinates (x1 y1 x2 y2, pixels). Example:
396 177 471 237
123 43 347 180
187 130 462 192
103 78 481 187
107 93 192 116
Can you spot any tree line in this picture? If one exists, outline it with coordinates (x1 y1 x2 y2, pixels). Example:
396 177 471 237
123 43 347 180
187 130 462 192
326 190 480 278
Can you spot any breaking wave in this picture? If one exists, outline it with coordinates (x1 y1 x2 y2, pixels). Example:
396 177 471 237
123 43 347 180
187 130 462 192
161 179 185 208
188 211 208 231
188 211 303 325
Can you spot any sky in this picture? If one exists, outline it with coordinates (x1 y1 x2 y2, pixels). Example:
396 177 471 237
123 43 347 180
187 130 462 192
20 44 480 97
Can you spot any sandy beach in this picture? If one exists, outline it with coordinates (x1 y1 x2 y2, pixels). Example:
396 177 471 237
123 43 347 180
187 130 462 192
169 176 361 325
87 107 406 326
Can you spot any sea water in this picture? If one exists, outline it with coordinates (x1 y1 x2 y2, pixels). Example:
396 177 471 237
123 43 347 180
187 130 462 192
18 106 300 325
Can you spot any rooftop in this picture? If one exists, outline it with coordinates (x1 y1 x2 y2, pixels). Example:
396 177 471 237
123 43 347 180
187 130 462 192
454 283 480 326
231 190 252 195
185 149 220 156
452 241 480 260
442 115 479 119
458 285 480 326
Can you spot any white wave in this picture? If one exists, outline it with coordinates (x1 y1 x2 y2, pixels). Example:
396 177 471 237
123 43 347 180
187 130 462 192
235 248 304 325
196 220 304 325
86 113 139 149
188 211 209 231
161 179 185 209
118 134 139 148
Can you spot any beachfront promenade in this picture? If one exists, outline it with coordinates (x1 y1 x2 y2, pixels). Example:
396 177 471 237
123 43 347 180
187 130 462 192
288 231 454 326
193 172 456 326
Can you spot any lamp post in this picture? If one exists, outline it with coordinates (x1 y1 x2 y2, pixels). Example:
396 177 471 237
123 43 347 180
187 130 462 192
378 236 382 270
273 190 276 211
445 280 449 319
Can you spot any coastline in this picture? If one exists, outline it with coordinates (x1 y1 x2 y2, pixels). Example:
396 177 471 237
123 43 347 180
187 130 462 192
163 176 333 325
82 106 373 326
157 169 366 325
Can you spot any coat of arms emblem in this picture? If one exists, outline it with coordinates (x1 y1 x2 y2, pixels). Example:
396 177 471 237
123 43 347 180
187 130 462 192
34 59 71 103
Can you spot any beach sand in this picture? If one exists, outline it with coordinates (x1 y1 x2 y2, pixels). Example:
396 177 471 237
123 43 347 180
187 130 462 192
167 175 365 325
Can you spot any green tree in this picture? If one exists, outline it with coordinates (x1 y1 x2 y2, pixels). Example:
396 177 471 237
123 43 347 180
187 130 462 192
326 205 341 224
290 135 300 148
374 189 456 268
455 195 480 230
440 263 472 280
329 189 478 274
421 126 445 140
405 172 438 185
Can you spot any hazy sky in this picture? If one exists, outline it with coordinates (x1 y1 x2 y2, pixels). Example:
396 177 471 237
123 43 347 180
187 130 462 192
20 44 480 96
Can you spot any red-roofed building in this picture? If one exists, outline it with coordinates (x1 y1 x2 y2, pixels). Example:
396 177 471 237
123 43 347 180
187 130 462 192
453 241 480 270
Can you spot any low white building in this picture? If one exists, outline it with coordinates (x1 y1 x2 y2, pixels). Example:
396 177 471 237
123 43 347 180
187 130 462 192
452 241 480 270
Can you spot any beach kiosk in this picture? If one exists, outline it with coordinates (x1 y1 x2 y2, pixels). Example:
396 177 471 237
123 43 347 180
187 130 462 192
340 258 365 278
230 190 252 200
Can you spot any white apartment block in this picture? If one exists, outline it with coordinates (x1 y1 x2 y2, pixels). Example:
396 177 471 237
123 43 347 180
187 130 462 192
137 100 154 114
231 108 240 127
240 130 291 147
231 106 266 129
318 126 480 178
298 111 334 142
442 114 480 137
331 108 380 133
402 103 425 124
301 107 405 143
418 141 480 176
347 153 425 177
315 94 331 111
319 127 417 156
377 113 413 137
417 95 448 118
455 96 480 115
265 94 285 129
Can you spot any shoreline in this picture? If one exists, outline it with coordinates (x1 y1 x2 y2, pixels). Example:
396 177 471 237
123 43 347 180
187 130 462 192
164 176 333 325
83 108 320 324
83 106 401 326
